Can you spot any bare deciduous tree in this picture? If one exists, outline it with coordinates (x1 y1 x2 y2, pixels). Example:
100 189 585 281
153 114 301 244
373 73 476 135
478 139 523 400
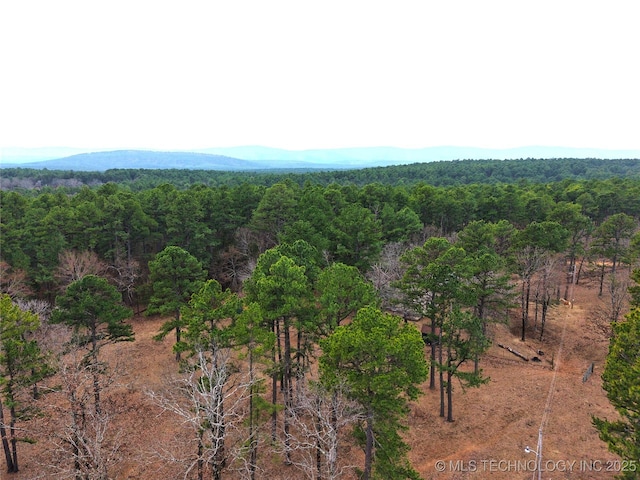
281 381 362 480
534 254 561 341
108 255 140 308
0 261 32 298
591 273 631 336
55 250 108 289
147 348 253 480
366 242 409 314
44 350 124 480
217 245 251 292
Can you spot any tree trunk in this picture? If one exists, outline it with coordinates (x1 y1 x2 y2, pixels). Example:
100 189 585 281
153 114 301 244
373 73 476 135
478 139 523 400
533 284 540 333
68 385 83 480
474 297 487 375
446 367 454 422
429 318 436 390
575 255 585 285
0 398 17 473
271 318 282 442
248 349 257 480
539 295 549 341
9 401 18 472
213 390 225 480
296 329 304 398
328 392 339 480
90 321 102 416
315 413 323 480
439 329 445 418
283 317 292 465
363 409 374 480
521 278 531 342
175 310 182 362
197 430 204 480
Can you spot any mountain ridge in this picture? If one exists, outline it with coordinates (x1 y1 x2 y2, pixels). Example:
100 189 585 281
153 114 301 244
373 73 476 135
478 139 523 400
2 146 639 172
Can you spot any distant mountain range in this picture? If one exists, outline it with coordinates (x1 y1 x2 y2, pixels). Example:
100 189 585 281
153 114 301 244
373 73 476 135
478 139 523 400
1 146 639 171
0 150 266 171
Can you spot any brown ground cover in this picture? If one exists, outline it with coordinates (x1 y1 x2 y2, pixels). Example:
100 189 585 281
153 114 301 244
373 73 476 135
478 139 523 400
10 270 626 479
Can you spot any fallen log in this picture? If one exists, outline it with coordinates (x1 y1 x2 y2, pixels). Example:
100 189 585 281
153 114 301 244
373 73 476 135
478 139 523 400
497 343 529 361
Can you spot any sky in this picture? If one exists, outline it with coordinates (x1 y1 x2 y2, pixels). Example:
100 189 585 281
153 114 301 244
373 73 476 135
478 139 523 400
1 0 639 152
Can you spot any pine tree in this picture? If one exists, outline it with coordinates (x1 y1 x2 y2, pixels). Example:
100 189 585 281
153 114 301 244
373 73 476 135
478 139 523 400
592 303 640 479
148 246 206 361
0 295 52 473
319 306 427 480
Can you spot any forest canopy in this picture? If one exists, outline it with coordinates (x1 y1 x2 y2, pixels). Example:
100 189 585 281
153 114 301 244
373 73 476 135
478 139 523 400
2 157 640 191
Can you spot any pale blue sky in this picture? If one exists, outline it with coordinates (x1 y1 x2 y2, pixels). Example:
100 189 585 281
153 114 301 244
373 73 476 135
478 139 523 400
1 1 638 151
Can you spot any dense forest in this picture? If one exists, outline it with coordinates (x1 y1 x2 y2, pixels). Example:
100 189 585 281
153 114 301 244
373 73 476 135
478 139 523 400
2 157 640 191
2 172 640 299
1 159 639 479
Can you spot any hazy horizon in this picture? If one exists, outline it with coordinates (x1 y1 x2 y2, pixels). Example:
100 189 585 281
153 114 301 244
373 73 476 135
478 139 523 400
3 145 639 168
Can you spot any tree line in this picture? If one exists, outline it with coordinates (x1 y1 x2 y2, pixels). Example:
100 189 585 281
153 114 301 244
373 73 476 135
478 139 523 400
1 171 639 478
2 157 640 192
2 177 639 301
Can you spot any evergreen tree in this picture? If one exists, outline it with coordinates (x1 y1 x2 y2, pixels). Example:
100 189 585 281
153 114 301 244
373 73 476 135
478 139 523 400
0 295 51 473
319 306 427 480
148 246 206 361
245 253 313 463
52 275 133 415
440 307 490 422
593 270 640 479
592 306 640 479
230 302 275 480
51 275 133 479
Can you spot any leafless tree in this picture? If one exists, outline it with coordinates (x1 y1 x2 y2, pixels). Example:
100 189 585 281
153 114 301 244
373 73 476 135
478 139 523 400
15 298 50 322
219 227 259 288
534 254 561 341
147 348 253 480
55 250 108 289
0 261 33 298
366 242 409 314
217 245 251 292
591 273 631 337
107 255 140 307
42 350 125 480
13 298 62 400
513 245 546 341
280 381 363 480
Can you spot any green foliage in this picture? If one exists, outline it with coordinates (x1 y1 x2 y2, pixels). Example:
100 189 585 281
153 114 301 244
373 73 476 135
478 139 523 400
231 302 275 360
396 237 471 321
512 221 569 253
457 220 517 321
147 246 206 361
630 269 640 307
593 213 637 268
52 275 133 346
0 295 53 472
440 308 491 388
320 306 427 408
0 296 50 390
592 307 640 479
246 255 311 321
179 279 241 354
250 182 300 246
317 262 380 333
331 203 383 272
380 204 422 243
319 306 427 479
3 158 640 191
